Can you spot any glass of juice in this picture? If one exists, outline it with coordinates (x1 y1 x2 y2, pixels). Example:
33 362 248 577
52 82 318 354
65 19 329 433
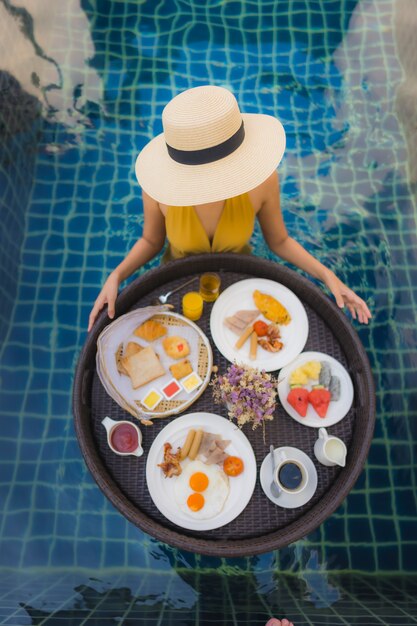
182 291 203 321
199 272 221 302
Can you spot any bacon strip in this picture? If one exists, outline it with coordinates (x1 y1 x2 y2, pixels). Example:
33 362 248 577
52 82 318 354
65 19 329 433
157 442 182 478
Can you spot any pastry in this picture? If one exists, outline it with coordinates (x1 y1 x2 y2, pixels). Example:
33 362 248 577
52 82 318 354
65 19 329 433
169 358 193 380
116 342 144 376
122 346 165 388
124 341 144 359
162 336 190 359
115 342 126 375
134 319 167 341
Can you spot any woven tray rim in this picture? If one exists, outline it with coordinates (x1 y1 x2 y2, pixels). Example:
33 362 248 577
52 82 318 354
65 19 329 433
73 253 376 556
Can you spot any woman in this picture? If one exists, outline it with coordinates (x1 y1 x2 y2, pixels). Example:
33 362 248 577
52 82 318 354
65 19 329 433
88 85 371 331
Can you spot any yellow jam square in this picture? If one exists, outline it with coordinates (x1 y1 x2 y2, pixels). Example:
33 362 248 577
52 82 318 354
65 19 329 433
142 389 162 410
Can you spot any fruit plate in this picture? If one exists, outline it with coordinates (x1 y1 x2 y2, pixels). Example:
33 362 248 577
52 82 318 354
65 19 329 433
278 351 354 428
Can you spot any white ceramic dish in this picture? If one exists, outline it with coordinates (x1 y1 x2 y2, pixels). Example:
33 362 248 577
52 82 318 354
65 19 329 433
146 412 257 531
210 278 309 371
259 446 318 508
278 351 354 428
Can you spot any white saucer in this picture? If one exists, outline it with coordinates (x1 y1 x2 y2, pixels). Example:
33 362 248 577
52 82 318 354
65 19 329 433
259 446 318 508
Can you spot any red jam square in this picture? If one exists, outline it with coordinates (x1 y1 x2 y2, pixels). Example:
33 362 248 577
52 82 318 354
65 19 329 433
161 379 182 400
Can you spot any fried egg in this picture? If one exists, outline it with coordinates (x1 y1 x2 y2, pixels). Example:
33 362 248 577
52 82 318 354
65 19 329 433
174 459 230 519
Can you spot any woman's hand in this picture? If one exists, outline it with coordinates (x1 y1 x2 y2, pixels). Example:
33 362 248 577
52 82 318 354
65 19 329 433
88 271 120 332
323 271 372 324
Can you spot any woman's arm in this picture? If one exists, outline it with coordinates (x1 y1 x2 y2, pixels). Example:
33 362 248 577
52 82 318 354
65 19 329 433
257 171 372 324
113 190 167 282
87 191 166 330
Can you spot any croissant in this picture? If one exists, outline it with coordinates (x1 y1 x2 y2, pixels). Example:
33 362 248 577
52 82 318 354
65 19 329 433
134 319 167 341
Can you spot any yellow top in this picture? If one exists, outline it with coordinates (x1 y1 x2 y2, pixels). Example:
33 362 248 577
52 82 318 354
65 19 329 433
161 192 256 263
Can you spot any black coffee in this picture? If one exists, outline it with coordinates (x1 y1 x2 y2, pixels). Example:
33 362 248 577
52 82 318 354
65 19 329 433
278 462 303 490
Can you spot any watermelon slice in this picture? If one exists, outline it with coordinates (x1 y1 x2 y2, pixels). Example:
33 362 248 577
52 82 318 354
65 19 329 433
308 388 331 418
287 387 309 417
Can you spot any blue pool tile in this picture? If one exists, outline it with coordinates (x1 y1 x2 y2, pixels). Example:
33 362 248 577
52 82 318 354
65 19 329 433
31 511 56 537
22 392 48 416
0 439 18 463
370 492 393 516
395 489 417 516
76 541 103 569
34 485 56 510
349 519 373 543
49 539 75 567
55 513 78 537
77 513 103 538
0 540 23 568
377 545 400 571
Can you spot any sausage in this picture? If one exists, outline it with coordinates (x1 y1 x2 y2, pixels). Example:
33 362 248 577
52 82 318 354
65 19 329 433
180 429 196 460
188 429 203 460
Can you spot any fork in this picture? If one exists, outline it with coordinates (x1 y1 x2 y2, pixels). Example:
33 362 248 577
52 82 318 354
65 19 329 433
150 277 197 305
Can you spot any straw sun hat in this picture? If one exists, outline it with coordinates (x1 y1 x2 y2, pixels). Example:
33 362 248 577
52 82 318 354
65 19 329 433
135 85 286 206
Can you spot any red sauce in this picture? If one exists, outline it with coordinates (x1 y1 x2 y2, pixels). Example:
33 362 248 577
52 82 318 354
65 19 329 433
163 381 180 397
110 423 139 453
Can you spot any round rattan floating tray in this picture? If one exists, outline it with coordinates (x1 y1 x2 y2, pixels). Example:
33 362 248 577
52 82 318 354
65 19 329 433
73 253 376 557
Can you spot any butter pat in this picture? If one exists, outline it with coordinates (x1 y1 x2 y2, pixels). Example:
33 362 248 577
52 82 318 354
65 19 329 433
181 372 203 394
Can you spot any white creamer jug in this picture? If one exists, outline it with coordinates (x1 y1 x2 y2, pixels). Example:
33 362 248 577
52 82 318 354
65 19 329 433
314 427 346 467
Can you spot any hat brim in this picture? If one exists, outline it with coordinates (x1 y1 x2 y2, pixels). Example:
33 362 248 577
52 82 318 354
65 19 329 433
135 114 286 206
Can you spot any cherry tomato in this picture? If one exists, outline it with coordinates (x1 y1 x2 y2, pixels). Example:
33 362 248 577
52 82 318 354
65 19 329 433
223 456 244 476
253 321 268 336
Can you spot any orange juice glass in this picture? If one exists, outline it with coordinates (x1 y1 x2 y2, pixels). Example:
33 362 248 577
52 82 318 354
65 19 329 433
182 291 203 321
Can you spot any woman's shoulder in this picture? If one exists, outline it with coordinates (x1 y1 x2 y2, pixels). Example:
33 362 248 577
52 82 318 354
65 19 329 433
142 189 168 217
247 170 279 213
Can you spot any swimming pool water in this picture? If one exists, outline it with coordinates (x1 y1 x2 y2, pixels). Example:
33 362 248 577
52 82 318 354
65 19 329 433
1 0 417 623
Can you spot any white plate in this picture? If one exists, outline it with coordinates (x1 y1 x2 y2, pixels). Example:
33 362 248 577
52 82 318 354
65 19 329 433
146 412 257 531
210 278 309 372
260 446 318 508
278 351 354 428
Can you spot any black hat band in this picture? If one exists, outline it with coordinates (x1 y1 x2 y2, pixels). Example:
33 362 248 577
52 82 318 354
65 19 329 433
166 120 245 165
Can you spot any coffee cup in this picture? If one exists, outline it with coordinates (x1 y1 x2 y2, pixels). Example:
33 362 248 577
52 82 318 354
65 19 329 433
314 427 346 467
102 416 143 457
273 450 308 495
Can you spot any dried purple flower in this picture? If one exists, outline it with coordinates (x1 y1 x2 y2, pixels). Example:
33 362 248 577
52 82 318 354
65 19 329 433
210 360 278 430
